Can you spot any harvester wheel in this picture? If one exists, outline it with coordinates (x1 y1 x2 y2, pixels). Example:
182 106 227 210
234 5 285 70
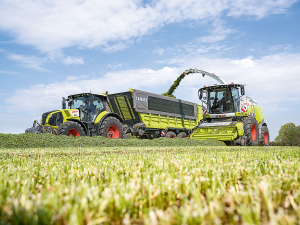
261 126 270 146
57 121 86 137
177 132 187 138
165 131 176 138
242 116 259 146
99 117 124 139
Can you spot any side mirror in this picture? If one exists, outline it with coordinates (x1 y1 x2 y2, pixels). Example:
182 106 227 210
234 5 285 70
198 89 203 99
241 86 245 96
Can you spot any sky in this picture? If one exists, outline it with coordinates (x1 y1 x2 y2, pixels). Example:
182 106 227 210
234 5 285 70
0 0 300 141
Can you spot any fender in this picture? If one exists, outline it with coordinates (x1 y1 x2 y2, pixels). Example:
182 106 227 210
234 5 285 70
66 118 88 134
94 111 123 125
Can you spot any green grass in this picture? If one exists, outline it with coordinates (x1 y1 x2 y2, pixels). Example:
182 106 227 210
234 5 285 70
0 133 225 148
1 146 300 224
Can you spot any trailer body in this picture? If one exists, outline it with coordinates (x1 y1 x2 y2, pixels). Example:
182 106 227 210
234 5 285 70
107 89 202 138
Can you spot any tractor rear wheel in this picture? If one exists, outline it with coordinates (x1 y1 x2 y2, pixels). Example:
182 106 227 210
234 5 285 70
165 131 176 138
242 116 259 146
57 121 86 137
261 126 270 146
99 117 124 139
177 132 187 138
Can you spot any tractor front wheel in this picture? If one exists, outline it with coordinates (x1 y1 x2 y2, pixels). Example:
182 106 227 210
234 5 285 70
99 117 124 139
242 116 259 146
57 121 86 137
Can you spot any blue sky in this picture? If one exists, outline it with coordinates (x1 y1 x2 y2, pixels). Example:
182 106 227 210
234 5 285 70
1 0 300 140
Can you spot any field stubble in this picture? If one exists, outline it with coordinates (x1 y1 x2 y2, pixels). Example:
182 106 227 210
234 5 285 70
0 145 300 225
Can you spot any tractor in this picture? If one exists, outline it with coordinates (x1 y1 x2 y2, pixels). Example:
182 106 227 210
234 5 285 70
185 68 269 146
25 92 125 138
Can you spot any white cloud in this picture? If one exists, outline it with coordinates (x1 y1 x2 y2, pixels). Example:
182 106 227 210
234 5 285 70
167 53 300 110
227 0 297 19
0 70 19 75
6 51 84 70
62 56 84 65
7 67 181 112
196 19 234 44
153 48 165 55
8 53 50 72
0 0 296 52
106 63 124 69
7 53 300 115
232 56 255 68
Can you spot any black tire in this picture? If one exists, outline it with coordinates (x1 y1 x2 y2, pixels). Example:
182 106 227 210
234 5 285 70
177 132 187 138
261 126 270 146
242 116 259 146
99 117 124 139
165 131 176 138
57 121 86 137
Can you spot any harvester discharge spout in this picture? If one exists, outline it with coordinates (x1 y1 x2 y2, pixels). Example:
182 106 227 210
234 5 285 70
184 68 227 85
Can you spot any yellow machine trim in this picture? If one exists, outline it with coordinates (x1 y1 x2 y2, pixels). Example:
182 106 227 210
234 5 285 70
116 96 132 120
114 98 123 120
247 105 264 124
42 109 80 129
126 97 136 119
108 101 114 113
197 105 203 123
139 113 197 130
94 111 110 124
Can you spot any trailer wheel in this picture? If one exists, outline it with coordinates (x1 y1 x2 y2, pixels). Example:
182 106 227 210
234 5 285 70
57 121 86 137
261 126 269 146
242 116 259 146
99 117 124 139
177 132 187 138
165 131 176 138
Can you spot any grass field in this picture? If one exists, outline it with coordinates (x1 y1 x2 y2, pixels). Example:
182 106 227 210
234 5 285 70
1 143 300 225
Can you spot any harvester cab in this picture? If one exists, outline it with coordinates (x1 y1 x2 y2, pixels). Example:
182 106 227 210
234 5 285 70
199 84 244 115
187 68 269 146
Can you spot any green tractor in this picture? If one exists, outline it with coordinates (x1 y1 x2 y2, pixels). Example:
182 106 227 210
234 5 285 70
187 68 269 146
25 92 126 138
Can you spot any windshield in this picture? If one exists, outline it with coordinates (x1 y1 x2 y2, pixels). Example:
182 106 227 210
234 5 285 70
208 87 234 114
69 95 105 122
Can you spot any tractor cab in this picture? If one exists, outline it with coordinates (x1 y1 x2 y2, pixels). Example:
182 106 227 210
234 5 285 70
199 84 245 115
63 93 108 122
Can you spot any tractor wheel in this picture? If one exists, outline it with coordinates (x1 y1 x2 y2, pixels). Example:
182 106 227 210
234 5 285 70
261 126 270 146
242 116 259 146
165 131 176 138
99 117 124 139
57 121 86 137
177 132 187 138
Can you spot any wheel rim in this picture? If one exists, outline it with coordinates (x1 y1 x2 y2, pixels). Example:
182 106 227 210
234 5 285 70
67 128 80 137
264 131 269 144
107 125 119 138
251 124 257 141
